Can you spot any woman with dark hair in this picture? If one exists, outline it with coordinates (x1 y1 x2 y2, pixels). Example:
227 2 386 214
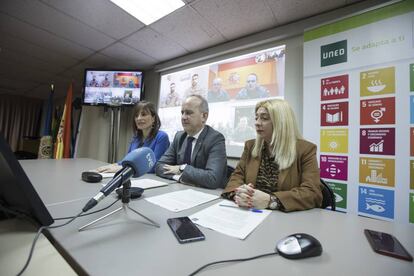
96 101 170 173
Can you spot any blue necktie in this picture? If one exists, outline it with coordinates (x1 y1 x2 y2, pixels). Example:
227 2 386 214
183 137 195 165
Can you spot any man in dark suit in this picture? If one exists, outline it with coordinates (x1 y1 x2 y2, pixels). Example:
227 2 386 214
156 95 227 189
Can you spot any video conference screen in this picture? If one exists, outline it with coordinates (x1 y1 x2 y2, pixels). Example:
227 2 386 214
83 70 143 106
158 45 286 157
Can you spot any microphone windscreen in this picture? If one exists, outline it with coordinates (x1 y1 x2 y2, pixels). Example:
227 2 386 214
121 147 155 177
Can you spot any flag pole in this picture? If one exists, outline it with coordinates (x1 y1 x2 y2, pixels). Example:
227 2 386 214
38 84 54 159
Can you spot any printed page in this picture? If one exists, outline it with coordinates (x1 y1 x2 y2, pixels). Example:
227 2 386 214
145 189 219 212
99 172 116 178
189 200 271 239
130 179 168 189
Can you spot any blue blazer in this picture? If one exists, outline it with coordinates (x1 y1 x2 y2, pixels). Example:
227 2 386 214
124 130 170 173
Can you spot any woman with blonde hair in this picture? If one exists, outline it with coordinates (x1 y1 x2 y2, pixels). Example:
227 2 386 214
222 99 322 211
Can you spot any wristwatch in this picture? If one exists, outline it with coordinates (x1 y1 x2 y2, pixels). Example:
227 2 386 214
268 195 279 210
179 164 186 172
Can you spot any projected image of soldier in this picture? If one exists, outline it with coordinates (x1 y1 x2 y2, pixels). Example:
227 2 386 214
184 73 205 98
123 90 133 104
89 75 99 87
232 116 255 143
101 74 111 87
236 73 269 100
164 82 181 107
207 78 229 103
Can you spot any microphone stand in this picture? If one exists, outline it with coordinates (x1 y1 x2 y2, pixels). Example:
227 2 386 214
78 180 160 231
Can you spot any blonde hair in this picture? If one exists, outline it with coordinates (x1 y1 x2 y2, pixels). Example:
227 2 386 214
252 99 302 170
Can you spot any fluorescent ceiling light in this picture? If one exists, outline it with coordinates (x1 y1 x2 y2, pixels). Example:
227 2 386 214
110 0 185 25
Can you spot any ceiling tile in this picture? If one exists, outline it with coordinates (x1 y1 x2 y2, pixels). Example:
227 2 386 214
192 0 276 40
58 67 85 83
346 0 364 4
0 0 381 100
59 53 132 81
151 5 225 52
123 27 188 61
82 53 132 69
0 77 38 90
0 13 93 60
0 32 79 67
0 45 69 74
100 43 158 69
0 0 115 50
0 59 67 85
265 0 347 25
39 0 145 39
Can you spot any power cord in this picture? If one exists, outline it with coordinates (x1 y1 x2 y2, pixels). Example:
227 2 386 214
188 251 278 276
3 200 278 275
53 198 120 220
0 198 120 276
16 211 83 276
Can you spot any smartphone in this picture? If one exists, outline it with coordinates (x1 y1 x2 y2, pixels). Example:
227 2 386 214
167 217 205 244
364 229 413 262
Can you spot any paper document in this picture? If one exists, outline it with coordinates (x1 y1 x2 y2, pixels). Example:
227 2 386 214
100 177 167 190
99 172 115 178
145 189 219 212
130 178 168 189
189 200 271 240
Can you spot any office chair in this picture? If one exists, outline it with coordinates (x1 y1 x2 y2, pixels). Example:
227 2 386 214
320 178 336 211
223 165 235 188
226 165 235 177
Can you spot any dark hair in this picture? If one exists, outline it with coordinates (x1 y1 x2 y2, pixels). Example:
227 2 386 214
132 101 161 141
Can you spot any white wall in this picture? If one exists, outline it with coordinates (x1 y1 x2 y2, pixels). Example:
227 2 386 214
76 106 133 163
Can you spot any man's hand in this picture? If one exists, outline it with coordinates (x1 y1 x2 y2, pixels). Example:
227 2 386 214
163 164 181 175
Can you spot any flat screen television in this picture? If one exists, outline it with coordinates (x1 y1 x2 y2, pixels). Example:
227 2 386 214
83 69 143 106
0 134 54 226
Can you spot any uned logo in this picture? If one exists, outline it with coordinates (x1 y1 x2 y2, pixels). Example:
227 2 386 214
321 40 347 67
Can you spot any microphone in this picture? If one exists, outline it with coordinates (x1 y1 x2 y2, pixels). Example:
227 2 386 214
82 147 155 212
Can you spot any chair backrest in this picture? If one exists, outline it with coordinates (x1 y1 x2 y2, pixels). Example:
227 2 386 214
320 178 336 211
223 165 235 188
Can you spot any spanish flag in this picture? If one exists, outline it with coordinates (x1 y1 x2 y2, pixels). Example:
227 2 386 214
54 83 73 159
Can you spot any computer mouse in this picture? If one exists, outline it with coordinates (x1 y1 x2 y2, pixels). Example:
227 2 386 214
276 233 322 259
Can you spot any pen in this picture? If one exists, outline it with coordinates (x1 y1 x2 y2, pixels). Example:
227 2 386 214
219 204 263 213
